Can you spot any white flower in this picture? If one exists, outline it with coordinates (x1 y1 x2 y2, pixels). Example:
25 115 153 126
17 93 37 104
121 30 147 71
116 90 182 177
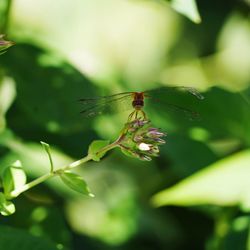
138 143 151 151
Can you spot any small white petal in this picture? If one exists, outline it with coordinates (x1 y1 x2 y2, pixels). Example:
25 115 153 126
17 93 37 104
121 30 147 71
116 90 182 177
138 143 151 151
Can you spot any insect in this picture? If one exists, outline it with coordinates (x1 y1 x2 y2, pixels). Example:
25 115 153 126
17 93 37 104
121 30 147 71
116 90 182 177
79 86 204 121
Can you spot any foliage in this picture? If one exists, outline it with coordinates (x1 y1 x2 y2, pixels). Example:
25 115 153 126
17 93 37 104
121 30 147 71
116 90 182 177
88 140 110 161
0 225 58 250
152 150 250 209
168 0 201 23
59 171 94 197
1 0 250 249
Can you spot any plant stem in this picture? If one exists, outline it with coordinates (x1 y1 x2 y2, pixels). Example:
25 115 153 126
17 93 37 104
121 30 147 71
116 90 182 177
9 154 93 198
8 142 117 199
61 154 93 171
10 172 52 198
96 141 118 157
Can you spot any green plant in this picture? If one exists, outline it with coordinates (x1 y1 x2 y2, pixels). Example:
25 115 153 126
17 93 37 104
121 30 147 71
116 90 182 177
0 115 165 216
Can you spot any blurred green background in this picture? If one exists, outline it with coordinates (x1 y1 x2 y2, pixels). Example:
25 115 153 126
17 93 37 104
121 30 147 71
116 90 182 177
0 0 250 249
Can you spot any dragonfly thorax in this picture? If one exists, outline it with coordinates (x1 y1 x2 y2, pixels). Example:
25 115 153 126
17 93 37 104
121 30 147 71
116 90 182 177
132 92 144 110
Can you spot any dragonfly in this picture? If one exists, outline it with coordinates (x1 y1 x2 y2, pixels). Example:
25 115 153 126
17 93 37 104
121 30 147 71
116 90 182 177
79 86 204 121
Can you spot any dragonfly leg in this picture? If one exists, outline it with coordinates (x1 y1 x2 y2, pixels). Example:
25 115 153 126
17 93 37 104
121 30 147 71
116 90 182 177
135 110 138 119
140 110 147 120
128 110 135 121
127 109 147 122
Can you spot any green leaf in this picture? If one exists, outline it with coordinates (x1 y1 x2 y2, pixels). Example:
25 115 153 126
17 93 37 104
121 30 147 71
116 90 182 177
1 160 26 196
1 43 96 134
0 225 58 249
1 139 75 196
40 141 54 172
0 193 15 216
169 0 201 24
151 150 250 210
60 171 94 197
88 140 110 161
0 77 16 132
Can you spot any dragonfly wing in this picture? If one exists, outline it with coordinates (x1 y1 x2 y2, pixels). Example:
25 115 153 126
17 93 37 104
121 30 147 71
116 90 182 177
80 93 133 117
79 92 133 105
155 100 200 120
186 87 204 100
144 86 204 120
145 86 204 100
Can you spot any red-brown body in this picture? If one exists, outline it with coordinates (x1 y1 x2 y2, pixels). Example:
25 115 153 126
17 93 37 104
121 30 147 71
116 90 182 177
132 92 145 110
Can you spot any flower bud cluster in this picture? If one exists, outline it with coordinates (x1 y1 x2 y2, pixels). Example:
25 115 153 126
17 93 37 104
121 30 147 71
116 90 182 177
118 119 166 161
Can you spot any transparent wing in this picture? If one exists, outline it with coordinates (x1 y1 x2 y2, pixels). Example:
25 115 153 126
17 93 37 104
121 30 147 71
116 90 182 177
145 86 204 100
80 93 133 117
147 99 201 120
144 86 204 120
79 92 133 105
